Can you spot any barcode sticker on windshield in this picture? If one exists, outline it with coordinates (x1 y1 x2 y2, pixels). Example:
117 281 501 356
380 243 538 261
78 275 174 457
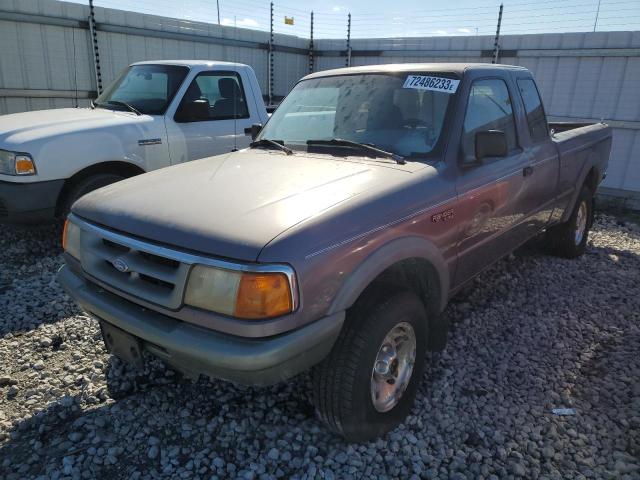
403 75 460 94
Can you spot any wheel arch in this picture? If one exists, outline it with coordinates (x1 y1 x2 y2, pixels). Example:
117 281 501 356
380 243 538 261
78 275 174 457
583 165 599 195
326 236 450 350
55 161 145 216
560 157 600 224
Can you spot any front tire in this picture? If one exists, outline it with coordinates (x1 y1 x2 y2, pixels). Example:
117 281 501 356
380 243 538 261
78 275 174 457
311 290 428 442
544 185 594 259
59 173 124 219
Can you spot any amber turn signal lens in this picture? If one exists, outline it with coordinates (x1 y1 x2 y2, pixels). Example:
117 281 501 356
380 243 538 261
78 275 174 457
15 156 36 175
234 272 292 319
62 219 70 250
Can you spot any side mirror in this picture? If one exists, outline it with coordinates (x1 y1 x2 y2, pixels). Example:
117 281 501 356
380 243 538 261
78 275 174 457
475 130 508 161
251 123 263 141
175 99 209 122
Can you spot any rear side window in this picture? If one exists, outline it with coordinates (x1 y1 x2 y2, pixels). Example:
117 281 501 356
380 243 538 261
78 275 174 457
462 79 518 159
518 79 548 142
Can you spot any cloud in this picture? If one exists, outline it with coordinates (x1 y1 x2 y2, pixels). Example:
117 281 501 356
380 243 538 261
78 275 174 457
457 28 472 33
432 29 448 35
221 17 259 27
332 5 344 12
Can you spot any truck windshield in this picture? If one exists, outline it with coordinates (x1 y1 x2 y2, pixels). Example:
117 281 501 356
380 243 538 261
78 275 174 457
94 64 189 115
259 73 457 158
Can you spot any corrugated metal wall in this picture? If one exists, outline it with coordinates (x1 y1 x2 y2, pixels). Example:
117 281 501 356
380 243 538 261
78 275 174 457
1 0 639 197
0 0 310 109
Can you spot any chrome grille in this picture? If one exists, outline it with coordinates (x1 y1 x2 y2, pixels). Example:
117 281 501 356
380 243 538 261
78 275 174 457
80 225 191 309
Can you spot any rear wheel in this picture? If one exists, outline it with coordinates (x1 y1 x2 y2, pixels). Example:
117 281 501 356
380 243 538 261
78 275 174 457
545 185 594 258
59 173 124 219
311 290 428 442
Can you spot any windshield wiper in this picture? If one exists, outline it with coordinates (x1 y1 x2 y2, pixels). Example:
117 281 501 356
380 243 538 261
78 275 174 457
104 100 142 116
250 138 293 155
306 138 405 164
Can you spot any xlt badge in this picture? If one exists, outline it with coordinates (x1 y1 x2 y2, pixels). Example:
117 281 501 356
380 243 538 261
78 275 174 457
138 138 162 146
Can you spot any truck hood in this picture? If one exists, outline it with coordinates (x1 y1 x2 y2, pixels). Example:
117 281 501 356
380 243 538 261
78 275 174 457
0 108 144 148
73 150 415 261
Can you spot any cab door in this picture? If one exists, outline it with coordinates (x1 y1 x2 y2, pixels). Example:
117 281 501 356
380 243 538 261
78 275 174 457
165 69 256 163
453 77 531 285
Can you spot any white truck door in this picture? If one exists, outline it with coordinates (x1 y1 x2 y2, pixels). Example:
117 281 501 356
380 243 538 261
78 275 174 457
165 69 256 163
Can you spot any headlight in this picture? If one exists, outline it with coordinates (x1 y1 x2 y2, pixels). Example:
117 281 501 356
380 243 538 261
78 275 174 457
185 264 295 319
0 149 36 175
62 219 82 260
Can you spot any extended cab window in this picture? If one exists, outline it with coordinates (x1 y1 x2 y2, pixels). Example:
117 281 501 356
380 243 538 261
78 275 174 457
176 72 249 122
518 78 549 142
462 78 518 158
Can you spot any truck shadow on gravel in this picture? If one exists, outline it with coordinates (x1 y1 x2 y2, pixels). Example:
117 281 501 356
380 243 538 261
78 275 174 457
1 216 639 478
0 356 332 479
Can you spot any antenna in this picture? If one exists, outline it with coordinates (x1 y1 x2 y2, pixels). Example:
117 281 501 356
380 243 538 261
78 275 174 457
232 16 238 152
72 24 78 107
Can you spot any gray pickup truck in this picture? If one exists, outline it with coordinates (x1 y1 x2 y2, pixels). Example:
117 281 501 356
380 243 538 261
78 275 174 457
58 63 611 441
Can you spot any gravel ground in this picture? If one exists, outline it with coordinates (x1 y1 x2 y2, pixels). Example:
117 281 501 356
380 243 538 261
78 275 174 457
0 214 639 480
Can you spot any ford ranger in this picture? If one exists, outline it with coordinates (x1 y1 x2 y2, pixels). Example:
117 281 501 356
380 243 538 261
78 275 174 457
58 63 611 441
0 60 268 223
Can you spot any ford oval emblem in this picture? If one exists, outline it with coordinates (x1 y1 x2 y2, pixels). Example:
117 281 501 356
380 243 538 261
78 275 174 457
112 257 130 273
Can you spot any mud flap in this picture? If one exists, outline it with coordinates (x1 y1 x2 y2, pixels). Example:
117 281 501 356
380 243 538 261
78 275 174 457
100 321 144 370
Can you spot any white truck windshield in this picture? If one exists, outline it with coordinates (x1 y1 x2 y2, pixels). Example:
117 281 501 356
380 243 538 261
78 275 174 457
259 73 457 158
95 64 189 115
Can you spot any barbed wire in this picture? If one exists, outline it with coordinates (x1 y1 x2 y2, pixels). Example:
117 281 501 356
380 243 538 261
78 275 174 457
89 0 640 39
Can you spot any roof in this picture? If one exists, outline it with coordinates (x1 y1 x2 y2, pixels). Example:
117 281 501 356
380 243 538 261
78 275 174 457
131 60 248 68
303 63 527 80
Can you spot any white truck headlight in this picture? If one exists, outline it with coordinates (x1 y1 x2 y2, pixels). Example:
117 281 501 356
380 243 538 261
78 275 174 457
185 264 295 319
62 219 82 260
0 149 36 175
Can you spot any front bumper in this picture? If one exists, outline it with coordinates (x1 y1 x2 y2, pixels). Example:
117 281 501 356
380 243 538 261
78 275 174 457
0 179 65 224
58 265 344 386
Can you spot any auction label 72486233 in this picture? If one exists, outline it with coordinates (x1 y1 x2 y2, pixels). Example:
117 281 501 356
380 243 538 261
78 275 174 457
403 75 460 94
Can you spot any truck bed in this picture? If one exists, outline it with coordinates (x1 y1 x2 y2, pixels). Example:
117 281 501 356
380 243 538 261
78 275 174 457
550 122 612 220
551 122 611 165
549 121 601 134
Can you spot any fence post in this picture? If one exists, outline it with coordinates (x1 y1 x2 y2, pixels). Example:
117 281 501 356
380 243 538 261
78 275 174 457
88 0 102 94
491 3 503 64
268 2 274 105
346 13 351 67
308 11 314 73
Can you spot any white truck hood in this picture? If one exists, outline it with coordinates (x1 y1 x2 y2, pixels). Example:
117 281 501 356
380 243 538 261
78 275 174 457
0 108 145 148
0 108 163 182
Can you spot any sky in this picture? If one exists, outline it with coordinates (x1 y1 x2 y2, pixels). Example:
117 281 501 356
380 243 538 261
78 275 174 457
80 0 640 39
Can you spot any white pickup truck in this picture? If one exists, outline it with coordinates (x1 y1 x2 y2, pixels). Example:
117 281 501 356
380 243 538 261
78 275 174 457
0 60 268 223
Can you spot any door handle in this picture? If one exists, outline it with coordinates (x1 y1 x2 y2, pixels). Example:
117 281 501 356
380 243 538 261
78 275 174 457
523 165 534 177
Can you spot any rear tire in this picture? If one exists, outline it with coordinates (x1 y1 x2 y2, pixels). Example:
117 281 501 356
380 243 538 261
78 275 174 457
311 290 428 442
544 185 594 259
59 173 124 219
